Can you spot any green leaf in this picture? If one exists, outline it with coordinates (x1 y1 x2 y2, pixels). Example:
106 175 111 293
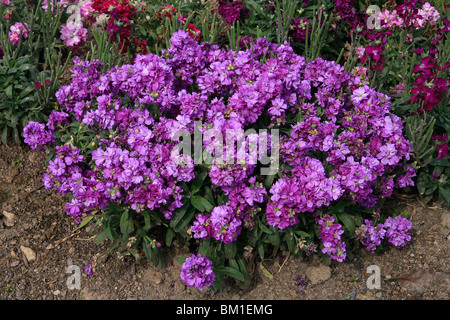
176 256 187 264
1 126 9 146
106 227 118 241
224 242 237 259
5 86 13 99
73 214 95 231
93 229 108 244
439 187 450 203
191 171 208 195
169 204 189 229
204 186 215 205
173 205 196 232
190 196 214 213
295 230 311 238
166 228 175 246
336 212 356 235
120 210 134 235
257 243 265 259
142 211 151 231
216 266 245 282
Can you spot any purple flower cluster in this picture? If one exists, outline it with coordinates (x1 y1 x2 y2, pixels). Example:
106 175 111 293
357 215 412 249
356 219 386 250
23 121 55 150
266 157 342 229
24 30 415 262
383 215 413 247
317 216 346 262
180 253 216 291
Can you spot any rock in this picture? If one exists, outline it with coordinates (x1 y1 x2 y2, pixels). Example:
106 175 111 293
10 260 20 267
305 264 331 285
2 211 17 227
20 245 36 262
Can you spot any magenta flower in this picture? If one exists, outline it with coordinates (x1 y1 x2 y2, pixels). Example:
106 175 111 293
9 22 28 46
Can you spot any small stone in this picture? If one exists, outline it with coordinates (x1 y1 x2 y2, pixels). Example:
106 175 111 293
386 275 392 280
20 245 36 262
2 211 17 227
305 264 331 285
10 260 20 267
53 290 60 296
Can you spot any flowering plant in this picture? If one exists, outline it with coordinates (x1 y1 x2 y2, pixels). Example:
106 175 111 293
24 28 417 290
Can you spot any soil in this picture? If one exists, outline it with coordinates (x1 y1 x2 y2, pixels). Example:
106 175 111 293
1 144 449 301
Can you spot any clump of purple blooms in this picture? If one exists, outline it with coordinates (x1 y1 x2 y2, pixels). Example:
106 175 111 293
357 215 413 249
180 253 216 290
383 215 413 247
23 30 416 288
317 216 347 262
23 121 55 150
356 219 386 251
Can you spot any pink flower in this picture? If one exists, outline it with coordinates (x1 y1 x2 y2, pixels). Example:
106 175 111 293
356 47 365 59
9 22 28 46
60 21 87 47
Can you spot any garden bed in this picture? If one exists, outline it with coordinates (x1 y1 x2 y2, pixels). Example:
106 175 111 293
1 144 449 300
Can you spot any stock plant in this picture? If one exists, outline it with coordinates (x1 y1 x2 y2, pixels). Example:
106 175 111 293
339 0 450 203
0 0 74 145
24 28 416 291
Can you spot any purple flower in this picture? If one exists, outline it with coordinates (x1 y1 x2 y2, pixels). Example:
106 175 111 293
356 219 386 250
23 121 55 150
84 263 94 276
209 205 242 244
383 215 412 247
180 253 215 291
317 216 346 262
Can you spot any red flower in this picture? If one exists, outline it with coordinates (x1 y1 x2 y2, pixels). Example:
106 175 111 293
187 23 202 41
34 79 51 89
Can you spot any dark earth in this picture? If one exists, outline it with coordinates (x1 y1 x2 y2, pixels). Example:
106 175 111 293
1 144 449 301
